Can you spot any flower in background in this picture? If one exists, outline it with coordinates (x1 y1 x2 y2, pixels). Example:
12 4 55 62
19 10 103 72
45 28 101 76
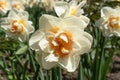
54 0 86 18
41 0 59 11
29 15 92 72
0 10 34 41
11 0 25 11
106 0 120 2
0 0 11 15
96 7 120 37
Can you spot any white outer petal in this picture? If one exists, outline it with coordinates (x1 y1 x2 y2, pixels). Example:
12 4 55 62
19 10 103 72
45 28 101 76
29 30 44 51
18 11 29 20
101 7 114 18
62 16 88 29
24 21 35 33
73 32 92 55
58 54 80 72
45 53 58 62
80 32 92 54
79 15 90 27
38 37 49 52
39 14 62 30
36 52 57 70
54 1 68 17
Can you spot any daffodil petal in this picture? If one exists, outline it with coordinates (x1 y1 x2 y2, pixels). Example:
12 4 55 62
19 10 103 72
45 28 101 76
58 54 80 72
29 30 44 51
62 16 87 29
54 1 68 17
39 14 62 30
40 52 57 69
101 7 113 17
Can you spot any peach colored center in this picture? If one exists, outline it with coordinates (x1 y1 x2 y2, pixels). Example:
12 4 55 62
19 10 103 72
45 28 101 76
0 1 7 9
11 20 25 34
48 27 73 58
12 3 21 10
109 16 120 30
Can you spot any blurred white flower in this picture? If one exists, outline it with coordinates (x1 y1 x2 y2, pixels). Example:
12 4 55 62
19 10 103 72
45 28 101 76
54 0 86 18
29 15 92 72
11 0 25 11
96 7 120 37
0 10 35 41
41 0 59 10
106 0 120 2
0 0 11 15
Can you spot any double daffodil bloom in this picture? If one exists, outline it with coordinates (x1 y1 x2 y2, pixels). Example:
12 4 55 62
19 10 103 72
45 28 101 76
96 7 120 37
0 0 11 15
29 15 92 72
54 0 86 18
0 10 34 41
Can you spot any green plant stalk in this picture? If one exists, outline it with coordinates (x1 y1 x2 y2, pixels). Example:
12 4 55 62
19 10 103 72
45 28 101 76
78 62 84 80
33 65 40 80
57 67 62 80
98 36 105 80
28 48 36 71
22 60 28 80
39 65 45 80
101 53 114 80
46 70 49 80
11 61 15 80
15 55 23 68
52 68 58 80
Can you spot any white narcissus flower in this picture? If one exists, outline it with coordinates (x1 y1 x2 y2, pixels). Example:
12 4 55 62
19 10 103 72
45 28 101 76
54 0 86 18
11 0 25 11
96 7 120 37
0 10 35 41
0 0 11 15
29 15 92 72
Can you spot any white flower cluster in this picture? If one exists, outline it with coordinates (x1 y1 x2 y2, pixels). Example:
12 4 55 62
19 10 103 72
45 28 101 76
96 7 120 37
0 0 93 72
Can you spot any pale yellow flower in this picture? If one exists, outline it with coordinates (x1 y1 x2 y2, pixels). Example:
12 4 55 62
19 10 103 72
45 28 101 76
0 10 35 41
96 7 120 37
29 15 92 72
0 0 11 15
54 0 86 17
41 0 59 10
11 0 25 11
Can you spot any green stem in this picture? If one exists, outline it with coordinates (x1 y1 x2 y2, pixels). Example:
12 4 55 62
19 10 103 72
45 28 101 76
39 65 45 80
78 62 84 80
28 48 36 71
57 67 62 80
98 36 105 80
52 68 58 80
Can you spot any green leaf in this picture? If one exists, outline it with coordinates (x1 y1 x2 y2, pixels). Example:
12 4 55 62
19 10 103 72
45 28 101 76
0 51 4 56
15 45 28 55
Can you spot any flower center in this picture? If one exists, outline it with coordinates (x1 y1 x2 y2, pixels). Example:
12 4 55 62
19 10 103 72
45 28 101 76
108 16 120 30
12 3 21 10
70 8 77 16
48 27 73 58
0 1 7 9
10 19 25 34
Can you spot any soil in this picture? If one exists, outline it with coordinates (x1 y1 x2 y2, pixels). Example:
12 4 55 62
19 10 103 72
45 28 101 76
106 55 120 80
